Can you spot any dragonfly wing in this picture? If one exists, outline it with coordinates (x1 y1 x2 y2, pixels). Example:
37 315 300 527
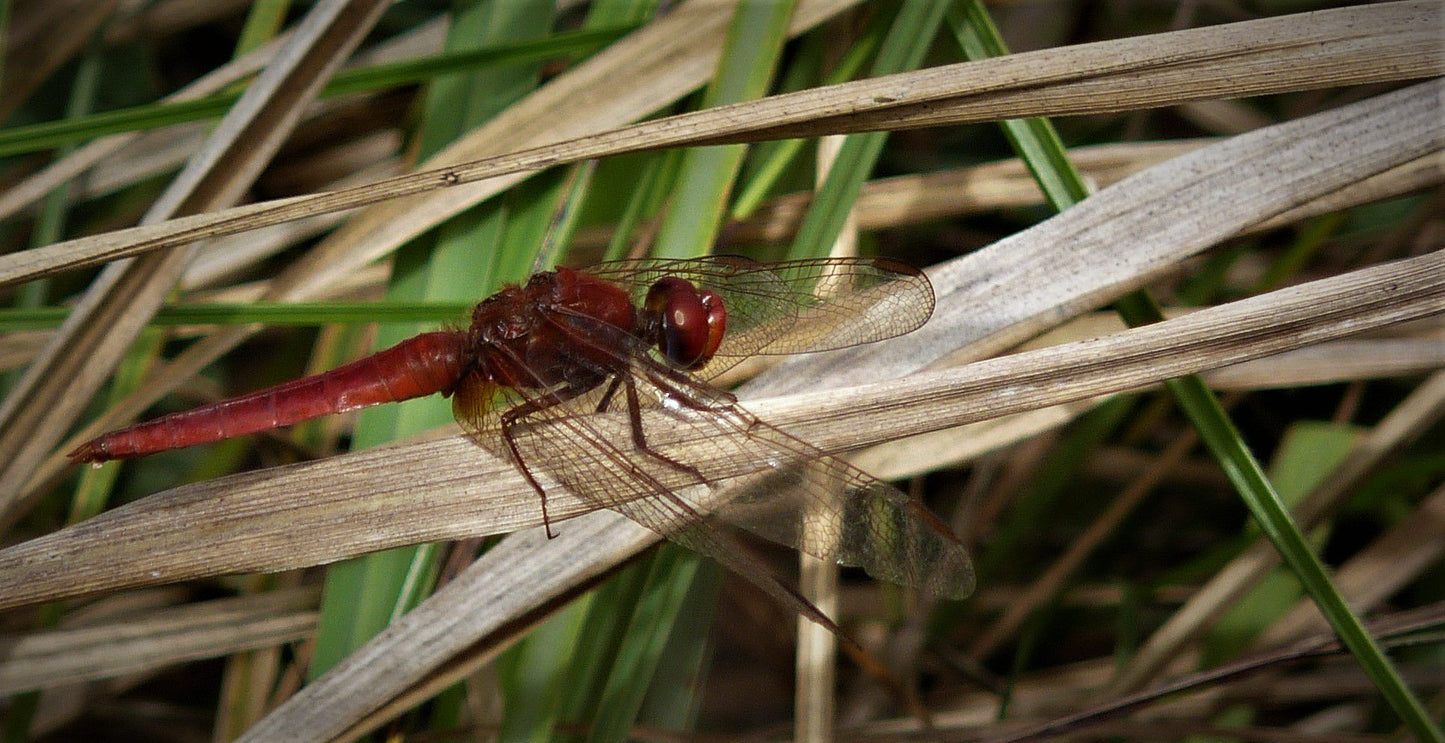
635 389 974 600
477 367 844 627
489 346 973 599
703 423 976 599
586 256 935 377
450 305 970 600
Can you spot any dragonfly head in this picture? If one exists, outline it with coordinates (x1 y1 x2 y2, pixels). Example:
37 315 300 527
643 277 727 370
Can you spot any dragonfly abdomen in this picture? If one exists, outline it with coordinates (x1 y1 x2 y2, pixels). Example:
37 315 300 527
69 331 473 462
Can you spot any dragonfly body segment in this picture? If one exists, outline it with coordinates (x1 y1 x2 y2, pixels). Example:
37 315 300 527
69 331 473 462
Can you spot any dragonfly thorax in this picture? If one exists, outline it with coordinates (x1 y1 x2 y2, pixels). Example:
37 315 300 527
467 268 639 390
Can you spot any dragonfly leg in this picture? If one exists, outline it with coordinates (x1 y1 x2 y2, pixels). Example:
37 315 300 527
641 361 737 413
500 382 599 538
619 372 709 489
594 375 624 413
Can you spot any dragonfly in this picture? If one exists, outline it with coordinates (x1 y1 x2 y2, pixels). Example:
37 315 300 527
71 256 974 616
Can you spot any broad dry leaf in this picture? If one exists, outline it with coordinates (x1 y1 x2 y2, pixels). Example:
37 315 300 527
853 331 1445 481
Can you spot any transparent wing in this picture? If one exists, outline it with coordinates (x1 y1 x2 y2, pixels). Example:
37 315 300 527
585 255 935 378
454 315 973 601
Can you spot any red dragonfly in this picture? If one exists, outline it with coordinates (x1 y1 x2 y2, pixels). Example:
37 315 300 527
71 256 974 609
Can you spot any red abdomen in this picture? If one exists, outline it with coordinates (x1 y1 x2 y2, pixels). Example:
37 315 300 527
69 331 473 462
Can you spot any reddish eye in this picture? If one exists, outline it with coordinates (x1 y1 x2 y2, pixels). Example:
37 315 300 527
645 278 727 369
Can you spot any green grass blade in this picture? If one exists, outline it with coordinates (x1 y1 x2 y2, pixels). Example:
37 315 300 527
234 1 292 55
650 0 796 259
634 560 719 730
584 546 707 743
731 22 883 219
0 301 474 330
322 25 633 98
600 154 666 262
788 0 948 260
495 594 596 742
1207 422 1359 663
555 558 656 740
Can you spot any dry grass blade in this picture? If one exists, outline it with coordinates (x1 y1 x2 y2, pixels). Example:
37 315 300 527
852 332 1445 483
0 1 1435 290
711 140 1213 246
965 426 1204 660
1206 335 1445 389
0 0 392 523
0 587 318 694
713 147 1443 247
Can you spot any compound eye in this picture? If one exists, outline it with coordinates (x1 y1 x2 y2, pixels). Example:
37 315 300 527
645 278 727 370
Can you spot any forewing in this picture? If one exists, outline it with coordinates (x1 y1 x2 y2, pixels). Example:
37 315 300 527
586 256 935 378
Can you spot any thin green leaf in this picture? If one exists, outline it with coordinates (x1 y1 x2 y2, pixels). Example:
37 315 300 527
584 546 705 743
788 0 949 259
651 0 796 258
